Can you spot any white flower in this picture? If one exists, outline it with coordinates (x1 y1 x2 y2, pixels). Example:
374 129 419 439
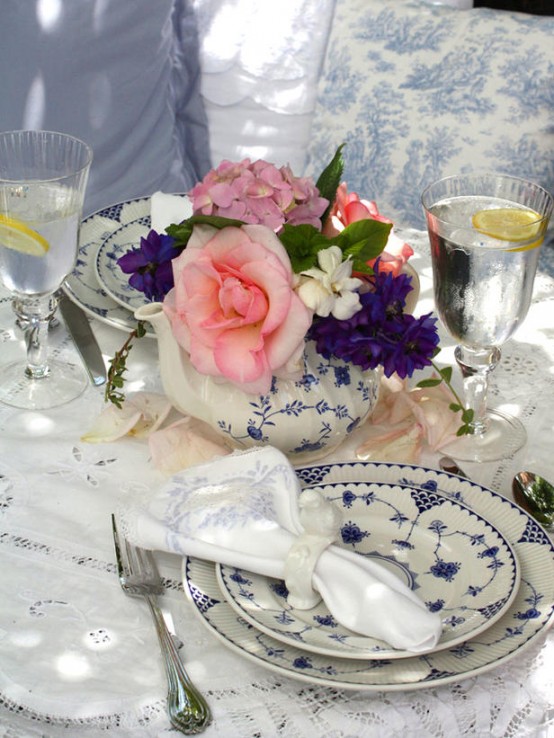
296 245 363 320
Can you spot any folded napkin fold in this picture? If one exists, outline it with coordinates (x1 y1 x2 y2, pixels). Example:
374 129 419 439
119 447 443 653
150 191 190 233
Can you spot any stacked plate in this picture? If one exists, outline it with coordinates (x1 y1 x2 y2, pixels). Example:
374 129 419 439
183 461 554 691
64 195 192 334
66 198 554 690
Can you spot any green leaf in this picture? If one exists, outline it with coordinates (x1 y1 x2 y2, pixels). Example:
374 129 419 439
279 223 331 273
136 320 146 338
449 403 462 412
336 218 392 272
417 378 442 388
165 221 193 249
166 214 246 249
439 366 453 383
316 144 345 223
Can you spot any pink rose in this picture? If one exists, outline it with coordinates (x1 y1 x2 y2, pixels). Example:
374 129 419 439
163 224 312 394
323 184 414 276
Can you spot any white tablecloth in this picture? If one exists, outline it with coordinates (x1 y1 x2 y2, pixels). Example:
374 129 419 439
1 231 553 738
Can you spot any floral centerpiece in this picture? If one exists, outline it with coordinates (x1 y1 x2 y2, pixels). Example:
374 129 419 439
98 147 470 468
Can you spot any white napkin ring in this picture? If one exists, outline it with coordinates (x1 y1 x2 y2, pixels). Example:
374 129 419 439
284 490 342 609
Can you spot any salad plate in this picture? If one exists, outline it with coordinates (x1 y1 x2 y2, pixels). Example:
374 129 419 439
215 480 519 659
94 219 155 311
63 195 189 334
184 462 554 692
94 199 193 311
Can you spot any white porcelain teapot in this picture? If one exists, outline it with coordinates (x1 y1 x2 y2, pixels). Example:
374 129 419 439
135 302 380 463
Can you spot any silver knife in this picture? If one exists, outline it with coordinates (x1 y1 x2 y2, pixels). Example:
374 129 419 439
58 291 107 386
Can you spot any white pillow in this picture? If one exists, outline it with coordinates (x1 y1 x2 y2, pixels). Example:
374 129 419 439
192 0 336 173
0 0 211 216
306 0 554 229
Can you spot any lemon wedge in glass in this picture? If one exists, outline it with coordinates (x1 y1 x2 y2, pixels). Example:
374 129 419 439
0 214 49 256
472 207 543 251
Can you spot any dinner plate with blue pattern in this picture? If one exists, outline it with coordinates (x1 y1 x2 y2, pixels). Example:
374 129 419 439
183 462 554 691
215 480 519 659
63 195 189 334
94 199 193 311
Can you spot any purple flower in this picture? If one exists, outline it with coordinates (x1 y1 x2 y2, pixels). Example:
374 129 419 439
308 264 439 379
381 313 440 379
117 229 178 301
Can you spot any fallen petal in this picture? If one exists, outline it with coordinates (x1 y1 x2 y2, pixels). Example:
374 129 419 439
81 392 172 443
148 417 230 475
125 392 173 438
81 404 142 443
356 422 423 463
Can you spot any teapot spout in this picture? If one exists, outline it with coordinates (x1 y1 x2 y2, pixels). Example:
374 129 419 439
134 303 211 422
135 302 168 333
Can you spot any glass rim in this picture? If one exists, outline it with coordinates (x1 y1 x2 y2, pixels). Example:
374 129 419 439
0 129 93 184
421 172 553 229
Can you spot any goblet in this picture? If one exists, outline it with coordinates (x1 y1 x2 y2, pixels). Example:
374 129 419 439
0 130 92 410
422 173 553 462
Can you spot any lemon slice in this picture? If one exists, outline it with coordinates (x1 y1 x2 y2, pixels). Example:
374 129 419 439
472 207 543 251
0 214 49 256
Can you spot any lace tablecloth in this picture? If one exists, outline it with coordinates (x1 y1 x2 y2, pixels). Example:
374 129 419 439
1 231 553 738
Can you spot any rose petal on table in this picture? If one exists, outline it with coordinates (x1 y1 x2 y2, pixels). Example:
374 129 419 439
81 392 172 443
361 375 460 459
356 422 423 463
371 374 414 425
148 416 230 475
407 383 460 451
124 392 173 438
81 404 143 443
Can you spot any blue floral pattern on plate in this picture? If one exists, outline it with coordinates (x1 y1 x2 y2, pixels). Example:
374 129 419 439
184 462 554 691
94 218 152 311
216 481 519 659
63 195 189 334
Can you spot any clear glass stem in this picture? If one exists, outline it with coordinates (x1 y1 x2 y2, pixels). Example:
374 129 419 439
454 344 501 436
13 294 57 380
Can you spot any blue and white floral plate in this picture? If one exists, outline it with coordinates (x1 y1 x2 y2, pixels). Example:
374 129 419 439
94 219 152 311
216 480 519 659
63 195 189 334
94 198 193 311
184 462 554 691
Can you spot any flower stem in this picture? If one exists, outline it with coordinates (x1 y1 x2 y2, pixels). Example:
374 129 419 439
104 321 146 408
417 359 475 436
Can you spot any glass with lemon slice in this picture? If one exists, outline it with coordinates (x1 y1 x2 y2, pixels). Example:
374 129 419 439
0 130 92 410
422 173 552 462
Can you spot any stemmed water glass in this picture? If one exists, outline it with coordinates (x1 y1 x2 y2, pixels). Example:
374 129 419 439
422 173 553 462
0 130 92 410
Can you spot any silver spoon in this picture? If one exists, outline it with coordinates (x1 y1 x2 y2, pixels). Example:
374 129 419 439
512 471 554 530
439 456 554 530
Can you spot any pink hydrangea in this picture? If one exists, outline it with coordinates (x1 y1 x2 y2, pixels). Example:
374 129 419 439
188 158 328 231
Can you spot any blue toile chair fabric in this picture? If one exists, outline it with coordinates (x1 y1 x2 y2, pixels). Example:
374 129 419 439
306 0 554 234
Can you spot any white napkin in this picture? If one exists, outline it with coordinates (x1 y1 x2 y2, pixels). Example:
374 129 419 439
150 191 192 233
119 447 443 653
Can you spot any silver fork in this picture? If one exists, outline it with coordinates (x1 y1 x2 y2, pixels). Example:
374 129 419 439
111 514 211 734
